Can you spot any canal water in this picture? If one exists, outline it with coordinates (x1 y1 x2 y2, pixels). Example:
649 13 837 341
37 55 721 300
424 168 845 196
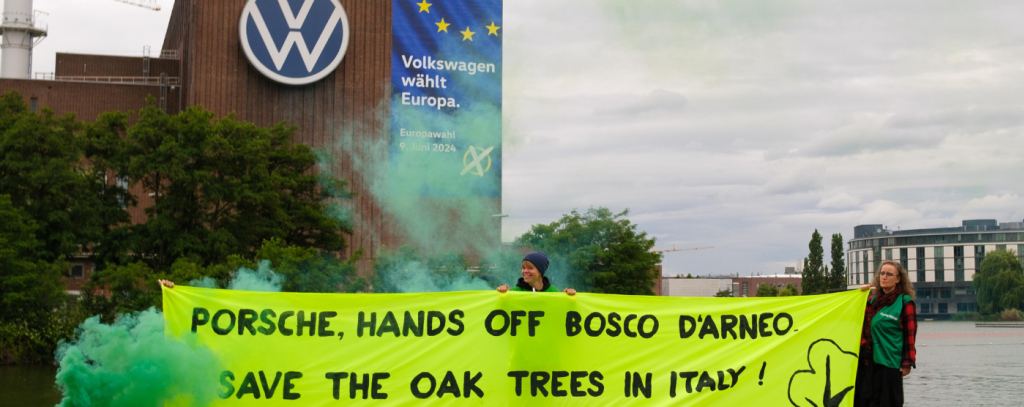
1 321 1021 406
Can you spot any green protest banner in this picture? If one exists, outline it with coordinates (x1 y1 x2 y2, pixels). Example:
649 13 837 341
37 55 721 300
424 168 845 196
163 286 867 406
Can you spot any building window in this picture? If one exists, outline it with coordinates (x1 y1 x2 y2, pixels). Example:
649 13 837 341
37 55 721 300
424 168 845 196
71 264 84 279
900 248 908 269
957 303 977 312
995 233 1006 242
916 247 926 281
955 287 967 296
996 244 1006 252
885 248 892 260
919 289 931 299
742 282 748 297
975 245 985 271
920 303 931 314
939 289 952 299
938 303 948 314
954 246 965 282
934 246 944 282
1018 244 1024 265
30 97 38 112
862 251 869 283
873 247 881 278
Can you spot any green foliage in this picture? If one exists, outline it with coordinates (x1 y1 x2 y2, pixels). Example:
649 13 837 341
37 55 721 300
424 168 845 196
801 230 826 295
714 289 733 297
0 91 131 264
779 283 800 297
686 273 693 279
829 233 846 290
79 262 159 323
517 207 661 295
0 194 68 323
0 307 84 364
104 100 353 272
246 238 365 293
756 283 779 297
973 250 1024 314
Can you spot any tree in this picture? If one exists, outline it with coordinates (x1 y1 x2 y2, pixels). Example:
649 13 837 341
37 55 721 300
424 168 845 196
0 194 67 322
517 207 661 295
0 91 131 264
973 250 1024 314
757 283 779 297
801 230 826 295
829 233 847 290
248 238 365 293
779 283 800 297
100 100 354 272
714 289 733 297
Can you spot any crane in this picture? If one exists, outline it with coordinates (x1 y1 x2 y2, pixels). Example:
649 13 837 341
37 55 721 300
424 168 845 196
113 0 161 11
652 245 714 254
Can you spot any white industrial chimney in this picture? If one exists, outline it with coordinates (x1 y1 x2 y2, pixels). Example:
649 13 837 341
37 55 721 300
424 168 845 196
0 0 48 79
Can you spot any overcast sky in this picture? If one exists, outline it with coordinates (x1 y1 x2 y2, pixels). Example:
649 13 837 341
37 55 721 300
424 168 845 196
23 0 1024 277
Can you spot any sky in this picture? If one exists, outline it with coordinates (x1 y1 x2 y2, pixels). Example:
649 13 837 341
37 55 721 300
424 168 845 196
20 0 1024 277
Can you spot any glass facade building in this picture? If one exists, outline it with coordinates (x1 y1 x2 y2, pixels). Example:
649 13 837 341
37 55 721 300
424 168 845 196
847 220 1024 319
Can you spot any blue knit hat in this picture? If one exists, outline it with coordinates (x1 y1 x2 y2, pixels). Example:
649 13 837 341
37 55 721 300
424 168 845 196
523 251 550 275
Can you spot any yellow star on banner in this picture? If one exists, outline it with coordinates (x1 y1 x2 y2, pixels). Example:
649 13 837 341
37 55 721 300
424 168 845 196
485 21 501 36
416 0 431 13
436 18 451 33
461 27 475 41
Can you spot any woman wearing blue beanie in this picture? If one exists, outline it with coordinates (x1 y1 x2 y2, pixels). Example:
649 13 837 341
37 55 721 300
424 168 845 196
496 251 576 295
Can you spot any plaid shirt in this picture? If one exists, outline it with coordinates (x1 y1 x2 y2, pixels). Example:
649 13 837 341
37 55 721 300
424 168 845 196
900 300 917 369
860 296 917 370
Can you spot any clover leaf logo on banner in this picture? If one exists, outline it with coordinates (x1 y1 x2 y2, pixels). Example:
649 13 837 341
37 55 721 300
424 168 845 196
788 339 858 407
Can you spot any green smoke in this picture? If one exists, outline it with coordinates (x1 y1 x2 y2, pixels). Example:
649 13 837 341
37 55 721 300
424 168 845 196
187 260 288 292
226 261 285 292
322 99 502 259
319 86 603 293
54 308 223 407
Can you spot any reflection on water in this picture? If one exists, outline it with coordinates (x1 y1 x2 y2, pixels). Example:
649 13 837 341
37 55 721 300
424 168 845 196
0 321 1021 406
906 321 1024 407
0 364 62 406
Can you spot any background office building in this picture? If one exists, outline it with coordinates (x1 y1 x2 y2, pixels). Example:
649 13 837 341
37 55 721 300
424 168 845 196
847 219 1024 318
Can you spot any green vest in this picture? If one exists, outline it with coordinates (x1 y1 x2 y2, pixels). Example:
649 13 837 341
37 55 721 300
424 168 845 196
869 294 912 369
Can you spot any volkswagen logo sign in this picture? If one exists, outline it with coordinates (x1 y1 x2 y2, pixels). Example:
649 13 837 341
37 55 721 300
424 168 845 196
239 0 351 86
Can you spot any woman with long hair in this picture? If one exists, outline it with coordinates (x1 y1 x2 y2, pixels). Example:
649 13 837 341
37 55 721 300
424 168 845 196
855 259 917 407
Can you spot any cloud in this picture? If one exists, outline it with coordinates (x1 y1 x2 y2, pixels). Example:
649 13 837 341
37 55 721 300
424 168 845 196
592 89 687 117
954 194 1024 222
817 191 860 209
763 168 824 195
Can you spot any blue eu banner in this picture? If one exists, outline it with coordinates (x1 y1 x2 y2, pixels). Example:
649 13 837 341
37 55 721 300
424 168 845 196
390 0 502 198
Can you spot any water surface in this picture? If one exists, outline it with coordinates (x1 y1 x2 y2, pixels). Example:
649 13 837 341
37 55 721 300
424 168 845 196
0 364 62 406
905 321 1024 407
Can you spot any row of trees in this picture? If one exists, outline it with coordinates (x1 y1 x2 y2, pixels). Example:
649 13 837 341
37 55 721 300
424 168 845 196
0 91 362 362
800 230 847 295
1 91 663 363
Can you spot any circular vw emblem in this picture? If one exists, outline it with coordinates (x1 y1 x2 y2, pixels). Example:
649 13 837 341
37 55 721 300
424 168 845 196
239 0 351 85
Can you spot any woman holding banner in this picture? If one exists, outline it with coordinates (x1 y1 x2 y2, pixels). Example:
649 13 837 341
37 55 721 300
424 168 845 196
855 260 917 407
